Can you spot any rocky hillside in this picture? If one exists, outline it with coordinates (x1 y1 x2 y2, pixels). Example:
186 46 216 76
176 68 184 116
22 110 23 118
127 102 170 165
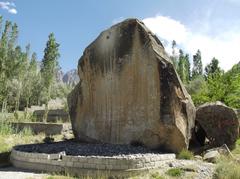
55 69 79 86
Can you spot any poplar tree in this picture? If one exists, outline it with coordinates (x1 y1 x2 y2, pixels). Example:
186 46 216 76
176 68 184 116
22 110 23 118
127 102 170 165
41 33 60 121
205 57 221 78
0 20 12 112
185 54 191 82
192 50 203 79
171 40 178 70
177 49 190 83
178 49 185 82
22 52 38 110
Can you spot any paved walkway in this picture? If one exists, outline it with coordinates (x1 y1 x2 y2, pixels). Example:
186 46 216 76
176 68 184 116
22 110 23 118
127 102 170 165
0 167 47 179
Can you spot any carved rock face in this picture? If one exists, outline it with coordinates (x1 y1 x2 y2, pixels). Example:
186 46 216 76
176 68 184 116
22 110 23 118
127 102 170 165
196 102 239 148
68 19 195 153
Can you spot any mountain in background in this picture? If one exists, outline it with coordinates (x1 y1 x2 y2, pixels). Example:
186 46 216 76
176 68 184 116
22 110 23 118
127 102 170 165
39 60 79 86
62 69 79 86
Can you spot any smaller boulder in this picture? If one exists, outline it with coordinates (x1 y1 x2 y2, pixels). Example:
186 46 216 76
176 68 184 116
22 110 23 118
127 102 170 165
203 150 220 163
196 102 239 148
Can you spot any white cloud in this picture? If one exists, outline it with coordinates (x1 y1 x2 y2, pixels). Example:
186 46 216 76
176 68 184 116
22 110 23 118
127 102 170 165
143 16 188 44
0 1 17 14
143 15 240 71
8 8 16 14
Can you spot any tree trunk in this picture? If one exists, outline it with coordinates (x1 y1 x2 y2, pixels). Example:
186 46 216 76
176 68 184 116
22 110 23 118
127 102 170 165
15 90 21 112
26 98 29 113
43 87 50 123
2 99 7 113
1 101 4 113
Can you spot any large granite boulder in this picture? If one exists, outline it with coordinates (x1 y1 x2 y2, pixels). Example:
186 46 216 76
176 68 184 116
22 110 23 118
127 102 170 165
196 102 239 148
68 19 195 153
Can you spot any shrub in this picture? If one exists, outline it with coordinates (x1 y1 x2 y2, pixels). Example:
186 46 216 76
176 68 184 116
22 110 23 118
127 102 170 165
177 149 194 160
215 156 240 179
166 168 184 177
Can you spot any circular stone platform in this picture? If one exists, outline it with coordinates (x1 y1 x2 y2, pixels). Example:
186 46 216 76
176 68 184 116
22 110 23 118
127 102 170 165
10 141 176 178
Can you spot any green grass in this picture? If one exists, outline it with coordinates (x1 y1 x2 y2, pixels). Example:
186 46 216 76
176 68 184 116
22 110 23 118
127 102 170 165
0 121 15 135
0 111 37 123
0 123 45 153
151 172 165 179
165 168 184 177
232 138 240 155
13 111 37 122
215 156 240 179
0 133 46 153
45 176 77 179
0 121 33 136
44 174 109 179
214 138 240 179
19 127 33 136
177 149 194 160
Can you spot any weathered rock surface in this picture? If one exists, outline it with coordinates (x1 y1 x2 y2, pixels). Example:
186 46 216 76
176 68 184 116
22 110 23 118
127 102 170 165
196 102 239 148
203 150 220 163
68 18 195 152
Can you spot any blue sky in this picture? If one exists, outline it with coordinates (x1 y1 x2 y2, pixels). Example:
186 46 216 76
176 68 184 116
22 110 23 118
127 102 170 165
0 0 240 72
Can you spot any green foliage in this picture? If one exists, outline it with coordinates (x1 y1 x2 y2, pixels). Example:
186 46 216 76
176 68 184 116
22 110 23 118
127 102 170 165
223 63 240 108
169 42 240 108
166 168 184 177
0 16 71 113
177 149 194 160
170 43 191 84
206 71 226 101
177 49 190 83
51 83 73 100
186 57 240 108
205 57 221 78
0 17 36 112
41 33 60 91
171 40 178 70
41 33 60 122
192 49 203 79
186 76 209 106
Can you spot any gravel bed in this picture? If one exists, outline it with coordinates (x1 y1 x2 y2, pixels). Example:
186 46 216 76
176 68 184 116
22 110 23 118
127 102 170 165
14 140 159 156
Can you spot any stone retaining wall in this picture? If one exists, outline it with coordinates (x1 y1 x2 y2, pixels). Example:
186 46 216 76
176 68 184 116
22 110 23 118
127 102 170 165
10 149 175 177
10 122 71 135
33 109 69 123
